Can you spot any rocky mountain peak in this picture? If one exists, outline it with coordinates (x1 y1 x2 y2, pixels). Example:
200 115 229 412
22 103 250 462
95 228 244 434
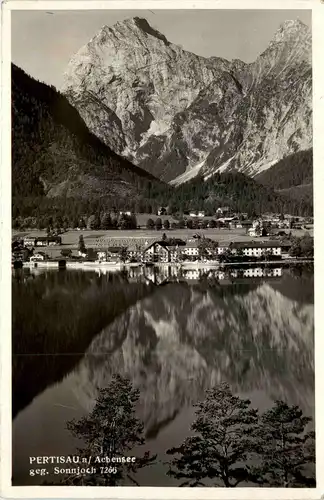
92 17 171 48
62 18 228 157
117 17 170 44
271 19 310 44
262 18 311 68
62 17 312 182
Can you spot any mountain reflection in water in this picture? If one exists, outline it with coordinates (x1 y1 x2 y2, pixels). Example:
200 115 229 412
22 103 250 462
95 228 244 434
12 265 314 486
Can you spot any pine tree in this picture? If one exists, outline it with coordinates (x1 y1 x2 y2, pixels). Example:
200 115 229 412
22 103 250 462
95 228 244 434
163 219 170 230
155 218 162 231
65 375 156 485
71 216 79 229
166 383 260 487
254 401 315 487
78 234 86 254
101 212 112 230
146 218 155 230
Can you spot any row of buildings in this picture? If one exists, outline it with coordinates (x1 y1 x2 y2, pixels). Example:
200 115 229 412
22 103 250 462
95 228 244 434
94 239 292 264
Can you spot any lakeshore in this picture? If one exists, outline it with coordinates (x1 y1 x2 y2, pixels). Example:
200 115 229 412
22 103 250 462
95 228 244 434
19 258 314 271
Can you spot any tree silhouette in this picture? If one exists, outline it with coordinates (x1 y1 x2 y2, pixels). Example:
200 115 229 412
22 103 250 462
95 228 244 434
155 218 162 231
167 385 316 488
198 238 218 261
101 212 113 230
253 401 315 487
146 218 155 230
78 234 86 254
64 375 156 486
118 247 128 263
163 219 170 230
60 249 72 258
166 383 260 487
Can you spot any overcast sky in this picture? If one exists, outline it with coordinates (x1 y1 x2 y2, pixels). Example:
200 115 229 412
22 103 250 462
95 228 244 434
11 9 311 89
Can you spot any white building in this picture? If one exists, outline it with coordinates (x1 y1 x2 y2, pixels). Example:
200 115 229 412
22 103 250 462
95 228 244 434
182 242 199 257
230 241 282 258
30 252 46 262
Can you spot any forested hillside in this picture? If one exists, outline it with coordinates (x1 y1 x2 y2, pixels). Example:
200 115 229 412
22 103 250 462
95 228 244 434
12 64 167 210
12 64 313 225
168 172 313 216
255 150 313 190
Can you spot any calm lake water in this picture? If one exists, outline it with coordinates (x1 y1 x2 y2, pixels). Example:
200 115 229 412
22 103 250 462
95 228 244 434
12 264 315 486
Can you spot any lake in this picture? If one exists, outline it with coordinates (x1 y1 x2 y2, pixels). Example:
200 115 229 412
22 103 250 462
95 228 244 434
12 264 315 487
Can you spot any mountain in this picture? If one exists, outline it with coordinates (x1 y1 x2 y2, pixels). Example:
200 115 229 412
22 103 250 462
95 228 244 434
12 58 312 221
12 64 166 207
62 18 312 184
68 279 314 438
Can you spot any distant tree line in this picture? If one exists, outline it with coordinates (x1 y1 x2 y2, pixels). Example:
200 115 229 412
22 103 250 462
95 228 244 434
12 209 138 232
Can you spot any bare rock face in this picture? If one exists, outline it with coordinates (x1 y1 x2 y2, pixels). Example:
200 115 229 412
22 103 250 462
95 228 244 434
63 17 312 183
63 17 230 158
200 19 312 179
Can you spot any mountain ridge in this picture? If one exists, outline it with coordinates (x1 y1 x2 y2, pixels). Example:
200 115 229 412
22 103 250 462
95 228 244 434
62 17 312 184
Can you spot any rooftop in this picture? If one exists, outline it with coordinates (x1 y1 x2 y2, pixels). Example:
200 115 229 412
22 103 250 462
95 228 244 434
230 240 283 249
185 241 199 248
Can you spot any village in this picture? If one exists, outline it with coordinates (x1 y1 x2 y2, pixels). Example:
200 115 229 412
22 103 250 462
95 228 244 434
11 209 314 269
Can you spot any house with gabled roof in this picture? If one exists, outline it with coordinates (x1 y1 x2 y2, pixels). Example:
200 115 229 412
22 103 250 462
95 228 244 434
142 241 172 263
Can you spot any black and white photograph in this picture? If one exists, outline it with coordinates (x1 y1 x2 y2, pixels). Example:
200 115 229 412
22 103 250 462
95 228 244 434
1 2 319 494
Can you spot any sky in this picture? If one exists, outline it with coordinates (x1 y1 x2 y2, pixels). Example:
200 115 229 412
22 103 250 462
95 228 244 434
11 9 311 89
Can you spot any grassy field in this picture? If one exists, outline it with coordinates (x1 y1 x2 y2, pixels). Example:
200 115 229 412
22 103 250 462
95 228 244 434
12 227 312 259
